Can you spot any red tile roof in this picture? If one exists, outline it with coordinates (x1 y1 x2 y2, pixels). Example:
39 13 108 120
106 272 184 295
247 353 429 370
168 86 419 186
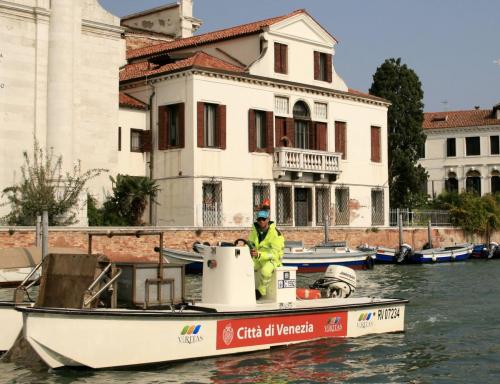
347 88 388 103
423 109 500 130
119 92 148 110
120 51 245 82
127 9 327 61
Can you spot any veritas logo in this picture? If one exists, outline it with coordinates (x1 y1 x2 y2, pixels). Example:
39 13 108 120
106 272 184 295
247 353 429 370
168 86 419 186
324 316 343 333
357 312 376 329
178 324 204 344
222 324 234 346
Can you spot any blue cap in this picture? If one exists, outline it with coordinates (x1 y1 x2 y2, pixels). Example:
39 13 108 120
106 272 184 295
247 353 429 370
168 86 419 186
257 210 269 219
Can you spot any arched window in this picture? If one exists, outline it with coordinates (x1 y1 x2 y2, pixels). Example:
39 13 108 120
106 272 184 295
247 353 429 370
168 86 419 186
445 172 458 193
293 101 311 149
491 170 500 194
466 170 481 195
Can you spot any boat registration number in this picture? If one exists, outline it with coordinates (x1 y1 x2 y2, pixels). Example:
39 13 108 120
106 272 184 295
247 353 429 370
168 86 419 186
278 279 296 288
378 307 400 320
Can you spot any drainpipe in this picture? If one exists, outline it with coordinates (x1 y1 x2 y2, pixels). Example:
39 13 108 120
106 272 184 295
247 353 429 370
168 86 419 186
148 80 156 225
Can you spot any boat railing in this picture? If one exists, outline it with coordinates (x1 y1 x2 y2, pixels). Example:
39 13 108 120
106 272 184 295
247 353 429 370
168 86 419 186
13 261 43 303
83 264 122 309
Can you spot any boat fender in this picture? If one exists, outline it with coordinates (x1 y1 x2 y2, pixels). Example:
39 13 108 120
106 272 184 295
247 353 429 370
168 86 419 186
431 253 437 262
450 252 455 261
296 288 321 300
365 256 375 270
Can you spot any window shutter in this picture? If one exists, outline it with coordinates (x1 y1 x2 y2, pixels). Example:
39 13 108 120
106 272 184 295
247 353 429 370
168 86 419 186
141 130 152 152
281 44 288 74
286 118 295 147
275 117 286 147
158 105 167 150
371 126 381 162
197 102 204 147
178 103 185 148
217 104 226 150
326 54 333 83
314 51 320 80
315 122 327 151
274 43 281 73
265 111 274 153
248 109 256 152
335 121 346 159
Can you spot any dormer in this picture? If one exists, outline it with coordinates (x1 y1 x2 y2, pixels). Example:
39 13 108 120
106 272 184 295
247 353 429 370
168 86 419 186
249 10 348 91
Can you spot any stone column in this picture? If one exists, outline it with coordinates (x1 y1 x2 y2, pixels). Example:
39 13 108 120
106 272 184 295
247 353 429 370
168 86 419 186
46 0 81 166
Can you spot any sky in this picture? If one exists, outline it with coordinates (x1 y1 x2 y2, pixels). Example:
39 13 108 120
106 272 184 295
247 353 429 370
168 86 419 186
98 0 500 112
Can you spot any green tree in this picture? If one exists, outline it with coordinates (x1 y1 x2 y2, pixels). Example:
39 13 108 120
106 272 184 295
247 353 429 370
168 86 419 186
89 174 160 226
369 58 428 209
1 140 105 225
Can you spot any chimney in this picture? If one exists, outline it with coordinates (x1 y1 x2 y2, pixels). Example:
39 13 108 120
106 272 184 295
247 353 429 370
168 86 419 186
178 0 202 38
494 103 500 119
474 106 480 110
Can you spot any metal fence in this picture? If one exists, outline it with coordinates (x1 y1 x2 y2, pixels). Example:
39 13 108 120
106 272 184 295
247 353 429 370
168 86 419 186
389 208 451 227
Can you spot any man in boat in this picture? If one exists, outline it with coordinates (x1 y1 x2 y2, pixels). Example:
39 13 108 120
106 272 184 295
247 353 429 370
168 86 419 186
248 200 285 299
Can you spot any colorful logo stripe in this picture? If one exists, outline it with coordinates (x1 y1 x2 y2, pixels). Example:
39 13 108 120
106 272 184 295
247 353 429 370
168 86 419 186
358 312 374 321
181 325 202 335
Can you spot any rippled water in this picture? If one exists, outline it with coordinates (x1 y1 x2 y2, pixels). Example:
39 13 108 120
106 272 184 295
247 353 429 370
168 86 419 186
1 261 500 383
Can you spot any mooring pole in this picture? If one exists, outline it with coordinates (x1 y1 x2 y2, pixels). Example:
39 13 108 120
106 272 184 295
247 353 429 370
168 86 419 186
36 215 42 247
427 220 433 249
42 211 49 258
398 208 403 249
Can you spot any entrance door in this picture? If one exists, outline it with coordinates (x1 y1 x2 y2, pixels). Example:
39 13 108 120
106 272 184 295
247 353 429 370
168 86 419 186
294 188 312 226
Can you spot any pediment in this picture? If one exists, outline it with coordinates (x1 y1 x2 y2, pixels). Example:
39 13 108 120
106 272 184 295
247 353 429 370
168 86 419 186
269 14 336 46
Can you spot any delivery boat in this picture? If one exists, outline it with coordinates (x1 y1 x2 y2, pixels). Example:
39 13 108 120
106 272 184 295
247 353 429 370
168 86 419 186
18 241 407 369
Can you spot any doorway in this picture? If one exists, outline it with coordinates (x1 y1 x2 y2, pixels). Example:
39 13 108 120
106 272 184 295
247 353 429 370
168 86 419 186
294 188 312 226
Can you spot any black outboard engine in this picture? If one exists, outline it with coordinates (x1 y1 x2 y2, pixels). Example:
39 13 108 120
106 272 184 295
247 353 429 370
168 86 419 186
395 243 413 264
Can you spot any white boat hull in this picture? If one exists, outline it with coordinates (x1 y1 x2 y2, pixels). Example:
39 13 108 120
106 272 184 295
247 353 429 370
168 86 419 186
0 302 24 352
0 267 39 288
20 298 406 369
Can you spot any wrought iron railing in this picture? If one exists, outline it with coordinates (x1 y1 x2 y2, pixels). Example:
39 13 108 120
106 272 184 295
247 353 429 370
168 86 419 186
389 208 451 227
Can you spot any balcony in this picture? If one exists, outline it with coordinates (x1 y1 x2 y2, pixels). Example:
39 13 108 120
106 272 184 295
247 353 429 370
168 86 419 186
273 147 341 180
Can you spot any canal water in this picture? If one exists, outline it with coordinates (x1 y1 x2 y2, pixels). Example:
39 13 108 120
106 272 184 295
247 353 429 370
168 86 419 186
1 260 499 383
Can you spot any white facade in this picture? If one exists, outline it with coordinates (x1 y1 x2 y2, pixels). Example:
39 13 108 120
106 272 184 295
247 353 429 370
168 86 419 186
0 0 129 220
419 105 500 197
121 11 390 228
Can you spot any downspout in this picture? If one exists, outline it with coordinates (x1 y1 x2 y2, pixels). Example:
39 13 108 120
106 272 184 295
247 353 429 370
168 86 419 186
148 80 156 225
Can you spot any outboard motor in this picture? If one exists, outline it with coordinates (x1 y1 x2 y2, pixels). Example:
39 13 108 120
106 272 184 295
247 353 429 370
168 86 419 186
488 242 499 259
395 243 413 264
309 265 357 298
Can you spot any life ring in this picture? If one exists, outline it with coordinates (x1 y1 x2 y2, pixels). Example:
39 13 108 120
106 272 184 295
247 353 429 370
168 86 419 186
296 288 321 300
365 256 375 270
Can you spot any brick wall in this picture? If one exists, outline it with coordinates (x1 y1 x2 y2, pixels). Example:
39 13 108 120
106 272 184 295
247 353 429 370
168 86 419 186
0 226 478 263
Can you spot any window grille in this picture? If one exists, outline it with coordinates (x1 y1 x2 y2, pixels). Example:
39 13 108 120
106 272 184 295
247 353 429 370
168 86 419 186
275 96 289 115
276 186 293 225
203 181 222 226
314 102 328 119
371 189 384 226
335 187 349 225
253 183 270 220
316 187 330 225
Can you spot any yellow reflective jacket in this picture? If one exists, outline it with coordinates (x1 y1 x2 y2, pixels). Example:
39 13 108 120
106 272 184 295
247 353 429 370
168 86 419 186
248 222 284 264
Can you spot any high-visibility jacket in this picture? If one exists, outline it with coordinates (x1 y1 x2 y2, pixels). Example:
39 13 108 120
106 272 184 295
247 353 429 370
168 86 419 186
248 221 284 264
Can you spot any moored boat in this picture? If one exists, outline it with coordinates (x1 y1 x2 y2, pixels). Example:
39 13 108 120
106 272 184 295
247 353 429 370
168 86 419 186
18 242 407 369
376 243 472 264
162 241 375 273
470 242 500 259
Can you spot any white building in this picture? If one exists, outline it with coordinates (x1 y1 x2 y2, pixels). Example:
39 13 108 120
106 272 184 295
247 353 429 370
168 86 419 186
120 9 390 228
0 0 197 223
419 104 500 197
